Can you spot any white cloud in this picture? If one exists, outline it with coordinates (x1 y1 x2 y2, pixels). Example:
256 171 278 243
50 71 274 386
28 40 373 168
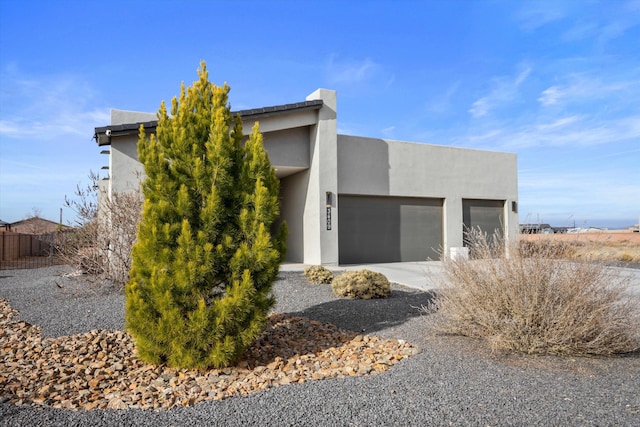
560 21 599 43
502 116 639 149
535 115 582 131
0 109 110 139
381 126 395 138
0 67 109 222
514 67 532 86
538 75 637 107
519 0 639 54
468 129 503 142
469 65 532 118
385 74 396 90
561 13 639 45
468 98 490 118
326 56 379 85
0 68 110 141
427 81 460 114
595 4 640 48
537 86 562 106
515 1 569 31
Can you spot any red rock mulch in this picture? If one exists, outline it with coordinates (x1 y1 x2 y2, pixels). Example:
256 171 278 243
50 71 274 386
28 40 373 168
0 299 417 410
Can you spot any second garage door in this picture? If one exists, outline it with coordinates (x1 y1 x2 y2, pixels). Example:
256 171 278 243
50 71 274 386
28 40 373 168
462 199 505 245
338 195 443 264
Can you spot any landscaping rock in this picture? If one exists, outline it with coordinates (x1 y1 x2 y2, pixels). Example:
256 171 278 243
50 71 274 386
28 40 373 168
0 298 415 410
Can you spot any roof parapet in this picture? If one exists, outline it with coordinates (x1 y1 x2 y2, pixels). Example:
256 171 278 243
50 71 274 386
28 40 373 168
93 99 323 146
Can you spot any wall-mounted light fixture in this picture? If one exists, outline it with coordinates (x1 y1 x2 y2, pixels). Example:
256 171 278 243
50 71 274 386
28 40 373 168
326 191 333 208
512 201 518 213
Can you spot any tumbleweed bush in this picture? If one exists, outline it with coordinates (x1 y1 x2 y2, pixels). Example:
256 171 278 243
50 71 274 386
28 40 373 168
331 269 391 299
304 265 334 284
427 229 640 356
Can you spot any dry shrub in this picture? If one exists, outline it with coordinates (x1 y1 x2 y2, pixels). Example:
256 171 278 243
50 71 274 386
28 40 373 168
55 221 103 274
619 253 634 262
426 228 640 356
99 190 141 284
56 171 142 285
304 265 334 284
519 239 576 259
576 241 640 264
521 233 640 264
331 269 391 299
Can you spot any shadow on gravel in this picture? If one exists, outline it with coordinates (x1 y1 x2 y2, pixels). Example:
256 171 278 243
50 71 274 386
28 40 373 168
288 289 435 334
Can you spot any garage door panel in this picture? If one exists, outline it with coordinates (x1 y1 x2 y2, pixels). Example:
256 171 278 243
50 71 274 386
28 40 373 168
462 199 504 245
339 195 443 264
400 204 443 260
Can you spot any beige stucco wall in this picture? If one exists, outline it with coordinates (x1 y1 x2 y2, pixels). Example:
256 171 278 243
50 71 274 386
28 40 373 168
278 170 309 262
105 106 323 264
337 135 518 252
111 110 156 126
261 127 310 171
303 89 339 265
100 89 518 265
109 134 145 194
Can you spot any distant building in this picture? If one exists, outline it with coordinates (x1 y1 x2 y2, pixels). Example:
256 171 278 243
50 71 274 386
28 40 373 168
9 217 70 235
520 223 553 234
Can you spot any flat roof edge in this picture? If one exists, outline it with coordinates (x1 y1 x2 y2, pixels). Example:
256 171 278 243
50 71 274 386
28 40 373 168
94 99 323 142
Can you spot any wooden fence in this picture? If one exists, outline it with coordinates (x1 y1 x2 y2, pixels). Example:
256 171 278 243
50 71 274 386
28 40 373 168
0 232 58 269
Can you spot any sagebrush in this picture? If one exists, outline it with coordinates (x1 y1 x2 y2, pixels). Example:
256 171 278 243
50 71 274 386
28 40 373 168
426 229 640 356
304 265 334 284
331 269 391 299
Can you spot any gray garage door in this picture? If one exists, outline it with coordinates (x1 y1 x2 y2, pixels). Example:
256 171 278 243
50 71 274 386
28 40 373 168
338 195 443 264
462 199 504 245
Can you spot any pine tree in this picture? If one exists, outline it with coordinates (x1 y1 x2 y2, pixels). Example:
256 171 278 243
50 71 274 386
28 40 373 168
125 62 287 369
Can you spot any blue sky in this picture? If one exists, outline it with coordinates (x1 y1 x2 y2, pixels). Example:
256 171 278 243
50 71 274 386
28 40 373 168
1 0 639 228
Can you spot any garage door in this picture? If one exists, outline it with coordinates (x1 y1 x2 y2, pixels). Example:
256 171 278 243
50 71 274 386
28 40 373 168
338 195 443 264
462 199 504 245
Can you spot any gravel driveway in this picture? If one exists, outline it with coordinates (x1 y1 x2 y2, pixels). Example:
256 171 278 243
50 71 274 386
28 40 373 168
1 266 639 426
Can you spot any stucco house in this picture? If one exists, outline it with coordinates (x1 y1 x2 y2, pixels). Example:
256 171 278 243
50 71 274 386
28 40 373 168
94 89 518 265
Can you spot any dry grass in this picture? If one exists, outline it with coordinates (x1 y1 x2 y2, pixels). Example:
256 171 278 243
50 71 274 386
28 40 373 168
521 232 640 263
569 239 640 263
426 229 640 356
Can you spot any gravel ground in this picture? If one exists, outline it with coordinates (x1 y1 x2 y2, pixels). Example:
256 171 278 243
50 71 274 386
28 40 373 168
1 266 639 426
